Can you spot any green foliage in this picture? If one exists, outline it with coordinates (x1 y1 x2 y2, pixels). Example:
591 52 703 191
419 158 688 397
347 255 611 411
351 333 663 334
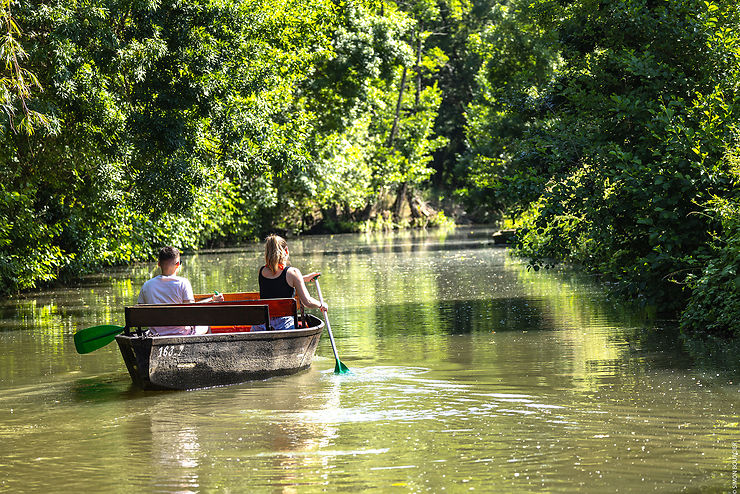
0 0 48 133
464 0 740 337
680 145 740 339
12 0 740 355
0 0 450 294
680 235 740 339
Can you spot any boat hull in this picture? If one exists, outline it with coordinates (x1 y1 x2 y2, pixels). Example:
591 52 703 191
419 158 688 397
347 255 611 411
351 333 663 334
115 315 324 390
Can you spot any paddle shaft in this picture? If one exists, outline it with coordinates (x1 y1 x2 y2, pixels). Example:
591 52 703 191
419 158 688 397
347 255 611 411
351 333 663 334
314 279 342 365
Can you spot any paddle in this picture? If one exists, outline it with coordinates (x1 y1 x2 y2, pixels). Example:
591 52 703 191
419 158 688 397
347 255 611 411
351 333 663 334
74 291 222 354
74 324 125 354
314 278 349 374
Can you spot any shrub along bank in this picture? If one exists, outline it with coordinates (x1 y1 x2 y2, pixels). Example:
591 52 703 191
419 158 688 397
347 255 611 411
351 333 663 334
461 0 740 352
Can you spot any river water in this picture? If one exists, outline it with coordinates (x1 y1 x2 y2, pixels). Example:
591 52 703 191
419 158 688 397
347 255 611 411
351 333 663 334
0 227 737 492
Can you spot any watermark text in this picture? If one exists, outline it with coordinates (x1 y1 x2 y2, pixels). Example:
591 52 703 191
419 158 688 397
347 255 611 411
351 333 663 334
732 442 737 494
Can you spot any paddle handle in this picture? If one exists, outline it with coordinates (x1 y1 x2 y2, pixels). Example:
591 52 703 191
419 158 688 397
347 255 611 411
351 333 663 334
315 279 341 363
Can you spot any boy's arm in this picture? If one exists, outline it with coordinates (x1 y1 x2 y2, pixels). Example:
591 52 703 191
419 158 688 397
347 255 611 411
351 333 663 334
183 280 195 303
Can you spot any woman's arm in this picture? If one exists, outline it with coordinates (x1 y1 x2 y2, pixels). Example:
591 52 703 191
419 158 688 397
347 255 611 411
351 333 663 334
303 272 320 283
288 268 327 311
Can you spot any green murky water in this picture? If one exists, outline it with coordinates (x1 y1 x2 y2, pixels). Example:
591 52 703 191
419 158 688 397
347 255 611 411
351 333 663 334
0 227 737 492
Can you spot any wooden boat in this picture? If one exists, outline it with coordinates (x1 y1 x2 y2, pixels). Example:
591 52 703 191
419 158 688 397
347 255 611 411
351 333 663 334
115 293 325 390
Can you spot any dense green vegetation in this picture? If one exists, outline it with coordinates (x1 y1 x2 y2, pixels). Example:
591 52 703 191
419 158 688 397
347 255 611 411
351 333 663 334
461 0 740 346
2 0 739 348
1 0 449 292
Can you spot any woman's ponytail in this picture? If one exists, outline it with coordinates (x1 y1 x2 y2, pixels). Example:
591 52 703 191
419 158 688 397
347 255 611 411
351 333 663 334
264 234 289 273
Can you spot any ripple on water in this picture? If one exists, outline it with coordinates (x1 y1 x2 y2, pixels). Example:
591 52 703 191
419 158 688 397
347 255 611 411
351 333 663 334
0 228 735 493
318 365 431 382
291 366 576 428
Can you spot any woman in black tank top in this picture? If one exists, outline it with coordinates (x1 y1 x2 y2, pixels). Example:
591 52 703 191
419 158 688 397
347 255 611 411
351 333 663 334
259 264 296 299
254 234 326 330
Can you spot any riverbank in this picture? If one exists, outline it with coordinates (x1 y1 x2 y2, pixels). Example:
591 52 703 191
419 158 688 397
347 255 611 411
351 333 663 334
8 213 738 374
1 188 463 297
507 220 740 372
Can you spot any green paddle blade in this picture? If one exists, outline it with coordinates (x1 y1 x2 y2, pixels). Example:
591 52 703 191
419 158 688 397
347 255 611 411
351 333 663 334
334 359 350 374
74 324 125 354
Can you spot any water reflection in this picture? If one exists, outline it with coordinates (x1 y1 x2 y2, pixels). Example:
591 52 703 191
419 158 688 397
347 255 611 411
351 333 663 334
0 227 737 492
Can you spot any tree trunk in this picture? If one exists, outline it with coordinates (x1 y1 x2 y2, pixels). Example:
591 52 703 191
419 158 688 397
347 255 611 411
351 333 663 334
410 195 435 218
393 182 408 221
387 66 407 148
415 32 422 109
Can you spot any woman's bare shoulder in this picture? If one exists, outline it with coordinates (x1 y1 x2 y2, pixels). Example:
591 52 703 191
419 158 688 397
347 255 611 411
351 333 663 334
286 266 303 287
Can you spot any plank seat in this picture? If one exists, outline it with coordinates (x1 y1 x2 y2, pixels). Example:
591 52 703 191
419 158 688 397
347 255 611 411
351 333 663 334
124 304 269 335
195 292 307 331
209 298 297 333
194 292 259 302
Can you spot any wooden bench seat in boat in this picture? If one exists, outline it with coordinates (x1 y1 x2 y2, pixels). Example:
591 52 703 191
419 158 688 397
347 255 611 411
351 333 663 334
124 304 270 335
194 292 305 332
195 292 260 302
194 292 304 311
209 298 297 333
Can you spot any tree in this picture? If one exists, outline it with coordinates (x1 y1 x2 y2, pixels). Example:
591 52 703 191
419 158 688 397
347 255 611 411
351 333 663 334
465 0 740 330
0 0 47 133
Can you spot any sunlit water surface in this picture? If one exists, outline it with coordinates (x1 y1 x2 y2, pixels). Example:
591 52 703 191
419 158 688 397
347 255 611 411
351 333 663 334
0 227 737 492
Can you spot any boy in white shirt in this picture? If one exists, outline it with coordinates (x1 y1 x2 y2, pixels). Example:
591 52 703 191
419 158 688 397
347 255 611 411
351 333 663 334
137 246 224 335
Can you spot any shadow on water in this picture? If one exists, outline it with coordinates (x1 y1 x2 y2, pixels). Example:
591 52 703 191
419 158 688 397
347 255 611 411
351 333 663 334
69 376 154 403
365 298 551 336
680 332 740 376
68 366 329 404
340 297 740 377
315 241 506 258
615 318 740 376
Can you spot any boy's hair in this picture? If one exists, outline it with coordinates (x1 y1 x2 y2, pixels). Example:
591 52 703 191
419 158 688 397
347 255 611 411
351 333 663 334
158 246 181 264
264 234 289 273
